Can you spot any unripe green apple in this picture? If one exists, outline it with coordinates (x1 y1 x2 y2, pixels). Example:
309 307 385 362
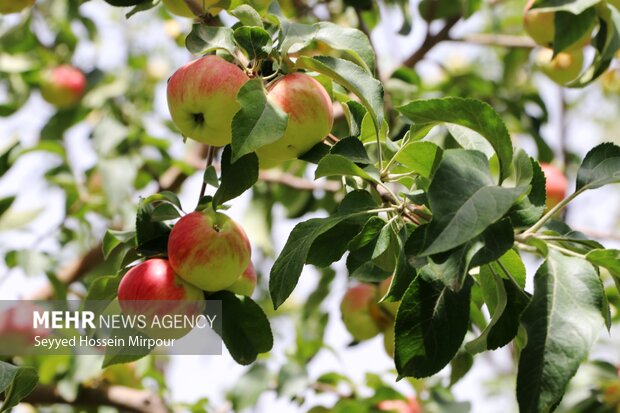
226 261 257 296
0 0 35 14
383 322 394 358
167 55 249 146
524 0 592 50
168 210 251 292
540 163 568 210
117 258 205 339
536 48 584 84
40 65 86 109
256 73 333 163
340 284 381 341
162 0 221 17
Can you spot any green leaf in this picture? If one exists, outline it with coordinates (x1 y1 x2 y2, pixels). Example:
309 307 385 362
397 98 514 182
329 137 371 164
231 79 288 162
395 276 472 378
467 253 530 354
230 4 263 27
553 8 595 54
446 124 495 159
85 273 123 301
509 157 546 227
0 197 15 218
271 214 367 308
150 203 181 221
270 191 379 308
315 154 379 182
348 216 385 250
313 22 375 73
532 0 600 14
135 199 171 257
393 141 443 178
586 249 620 276
306 222 362 267
203 165 219 188
296 56 384 135
210 291 273 365
383 248 416 302
233 26 273 60
576 142 620 191
102 229 135 260
516 251 605 413
185 25 236 55
371 223 400 272
569 5 620 87
420 150 527 256
0 362 38 412
419 218 514 291
213 145 259 208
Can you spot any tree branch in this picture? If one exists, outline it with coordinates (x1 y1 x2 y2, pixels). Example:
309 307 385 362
450 33 537 48
400 17 460 69
18 383 168 413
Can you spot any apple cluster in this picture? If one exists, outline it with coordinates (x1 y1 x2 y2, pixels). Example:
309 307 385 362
166 55 334 168
340 276 400 357
523 0 594 84
117 210 256 338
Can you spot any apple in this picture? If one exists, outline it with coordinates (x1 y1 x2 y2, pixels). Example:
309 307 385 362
117 258 205 339
340 283 382 341
0 303 49 352
40 65 86 109
167 55 249 146
162 0 222 18
536 48 584 84
117 258 204 302
524 0 592 50
168 210 251 292
226 261 257 296
378 397 421 413
540 163 568 210
0 0 35 14
256 73 333 163
378 276 399 318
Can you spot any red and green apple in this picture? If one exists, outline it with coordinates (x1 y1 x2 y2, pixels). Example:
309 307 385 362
167 55 249 146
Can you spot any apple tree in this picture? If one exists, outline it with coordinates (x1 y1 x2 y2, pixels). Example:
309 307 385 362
1 0 620 412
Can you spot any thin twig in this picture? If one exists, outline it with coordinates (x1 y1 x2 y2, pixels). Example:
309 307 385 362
399 16 460 70
450 33 537 48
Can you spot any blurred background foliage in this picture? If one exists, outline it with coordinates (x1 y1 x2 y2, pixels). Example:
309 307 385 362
1 0 620 412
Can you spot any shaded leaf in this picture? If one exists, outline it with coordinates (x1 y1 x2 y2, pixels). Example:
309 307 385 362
516 251 605 413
